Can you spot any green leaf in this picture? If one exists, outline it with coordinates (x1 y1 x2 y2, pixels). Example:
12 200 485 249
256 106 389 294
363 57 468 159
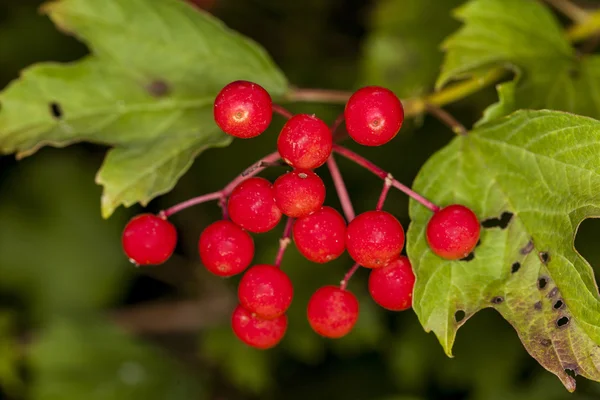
0 0 288 217
438 0 600 120
29 317 204 400
361 0 463 99
0 312 23 398
407 110 600 391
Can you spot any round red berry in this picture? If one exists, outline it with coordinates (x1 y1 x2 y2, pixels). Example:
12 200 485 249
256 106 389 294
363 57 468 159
426 204 481 260
213 80 272 139
198 220 254 277
231 305 287 349
292 206 346 263
307 286 359 339
344 86 404 146
277 114 333 169
368 256 415 311
346 210 404 268
238 264 293 320
273 169 326 218
122 214 177 265
227 177 282 233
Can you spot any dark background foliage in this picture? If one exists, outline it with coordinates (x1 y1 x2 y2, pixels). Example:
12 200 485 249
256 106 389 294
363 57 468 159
1 0 600 399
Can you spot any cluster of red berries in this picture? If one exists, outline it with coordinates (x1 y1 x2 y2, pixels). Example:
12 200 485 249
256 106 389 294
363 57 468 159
121 80 481 350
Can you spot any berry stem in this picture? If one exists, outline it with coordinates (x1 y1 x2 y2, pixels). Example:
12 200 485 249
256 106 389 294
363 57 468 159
162 192 224 217
340 263 360 290
332 144 440 213
543 0 588 22
274 217 294 267
272 104 294 119
327 154 356 221
425 103 467 136
376 174 393 211
162 151 282 217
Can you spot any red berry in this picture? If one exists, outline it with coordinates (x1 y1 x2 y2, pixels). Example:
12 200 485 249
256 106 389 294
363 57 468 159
214 80 272 139
231 305 287 349
122 214 177 265
368 256 415 311
292 206 346 263
198 220 254 277
344 86 404 146
273 169 326 218
238 264 293 319
227 177 282 233
307 286 359 338
426 204 480 260
346 210 404 269
277 114 333 169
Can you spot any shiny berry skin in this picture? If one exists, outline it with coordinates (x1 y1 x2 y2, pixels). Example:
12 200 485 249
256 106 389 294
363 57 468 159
273 169 326 218
292 206 346 263
368 256 415 311
307 286 359 338
277 114 333 169
227 177 282 233
238 264 293 320
213 80 272 139
426 204 481 260
346 210 405 268
122 214 177 265
198 220 254 277
344 86 404 146
231 305 287 349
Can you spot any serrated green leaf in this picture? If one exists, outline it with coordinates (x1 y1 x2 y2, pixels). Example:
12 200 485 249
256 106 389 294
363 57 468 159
361 0 463 99
0 0 287 217
29 317 204 400
407 110 600 391
438 0 600 120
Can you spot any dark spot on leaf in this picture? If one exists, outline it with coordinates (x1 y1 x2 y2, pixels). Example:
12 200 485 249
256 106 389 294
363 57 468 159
460 252 475 262
491 296 504 305
539 251 550 264
520 239 534 255
538 277 548 290
557 316 570 328
547 287 558 298
50 102 63 119
511 262 521 273
147 80 170 97
455 310 466 323
540 338 552 347
534 301 542 310
481 212 513 229
553 299 564 310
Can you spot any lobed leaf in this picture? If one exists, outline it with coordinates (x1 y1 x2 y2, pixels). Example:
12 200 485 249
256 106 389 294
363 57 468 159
0 0 288 217
408 110 600 391
438 0 600 120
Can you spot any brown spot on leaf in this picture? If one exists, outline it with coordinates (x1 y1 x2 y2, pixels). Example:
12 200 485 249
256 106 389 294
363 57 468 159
556 316 570 328
147 80 170 97
511 262 521 273
50 102 63 119
553 299 564 310
534 301 543 310
520 239 534 255
481 211 513 229
491 296 504 305
540 338 552 347
455 310 466 323
539 251 550 264
547 287 559 298
538 277 549 290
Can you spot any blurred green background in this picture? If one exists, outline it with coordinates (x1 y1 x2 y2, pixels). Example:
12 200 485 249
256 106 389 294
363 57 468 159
1 0 600 399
